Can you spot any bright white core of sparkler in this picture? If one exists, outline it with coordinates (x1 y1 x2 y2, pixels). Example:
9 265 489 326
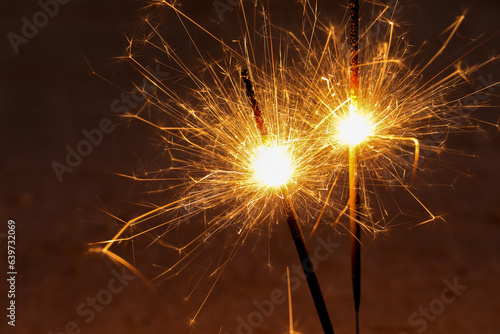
253 144 293 187
338 108 374 146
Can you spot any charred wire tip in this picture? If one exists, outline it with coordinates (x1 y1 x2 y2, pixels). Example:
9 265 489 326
241 69 254 94
240 67 267 136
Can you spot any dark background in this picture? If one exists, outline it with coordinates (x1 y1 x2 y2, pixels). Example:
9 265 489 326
1 1 499 333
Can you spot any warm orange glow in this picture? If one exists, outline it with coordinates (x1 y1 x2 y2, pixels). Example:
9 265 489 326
337 107 374 146
253 144 293 187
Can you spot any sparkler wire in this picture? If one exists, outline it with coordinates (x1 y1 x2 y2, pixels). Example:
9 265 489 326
348 144 361 333
284 196 335 334
242 68 268 136
241 69 335 334
349 0 362 333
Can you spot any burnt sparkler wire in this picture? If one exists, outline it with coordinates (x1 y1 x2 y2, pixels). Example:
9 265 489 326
241 69 335 334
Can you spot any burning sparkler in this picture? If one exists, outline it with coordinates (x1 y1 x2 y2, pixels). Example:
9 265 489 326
242 68 335 333
348 1 363 332
90 0 498 331
310 0 497 331
91 2 341 328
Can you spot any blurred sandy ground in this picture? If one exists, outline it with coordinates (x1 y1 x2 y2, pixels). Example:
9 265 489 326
0 1 499 333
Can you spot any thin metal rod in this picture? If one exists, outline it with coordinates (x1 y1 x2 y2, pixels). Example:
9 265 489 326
350 0 359 102
349 1 361 333
241 69 267 136
241 69 334 333
285 200 335 334
349 145 361 334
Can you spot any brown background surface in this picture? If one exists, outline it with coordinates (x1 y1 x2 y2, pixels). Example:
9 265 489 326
1 1 499 333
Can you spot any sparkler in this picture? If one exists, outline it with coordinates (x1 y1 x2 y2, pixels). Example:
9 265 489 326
242 69 334 334
90 2 342 327
90 0 498 331
348 0 362 332
321 0 495 331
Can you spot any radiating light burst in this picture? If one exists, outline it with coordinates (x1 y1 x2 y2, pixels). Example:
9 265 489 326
337 107 375 146
90 0 498 325
252 142 294 188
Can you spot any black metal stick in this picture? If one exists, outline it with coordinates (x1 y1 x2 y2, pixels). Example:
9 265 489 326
349 1 362 333
350 0 359 95
241 69 267 136
349 146 361 334
241 69 335 333
285 202 335 334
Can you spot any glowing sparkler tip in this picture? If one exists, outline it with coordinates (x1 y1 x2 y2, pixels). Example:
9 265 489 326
253 144 293 188
338 110 374 146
